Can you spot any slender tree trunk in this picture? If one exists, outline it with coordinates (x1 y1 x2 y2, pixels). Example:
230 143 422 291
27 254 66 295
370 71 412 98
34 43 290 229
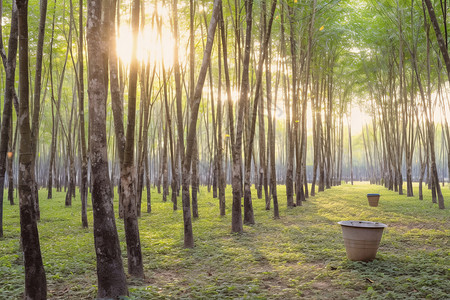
286 5 296 207
7 123 17 206
419 144 425 200
231 0 253 232
108 0 126 218
181 0 221 247
189 0 200 219
217 20 226 216
87 0 128 296
311 74 319 194
266 14 279 218
64 89 76 207
17 0 47 297
0 1 18 237
424 0 450 81
29 0 47 223
257 0 266 203
348 113 354 185
7 119 18 206
47 1 60 199
161 62 177 210
318 78 325 192
243 0 277 223
78 0 88 228
120 0 144 277
300 0 316 200
136 6 148 216
139 63 154 214
162 116 169 202
220 0 238 223
241 0 256 225
173 0 184 211
145 149 151 213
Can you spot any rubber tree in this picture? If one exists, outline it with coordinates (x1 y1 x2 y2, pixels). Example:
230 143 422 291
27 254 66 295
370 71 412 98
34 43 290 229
86 0 128 296
181 0 221 247
120 0 144 277
0 0 18 238
16 0 47 298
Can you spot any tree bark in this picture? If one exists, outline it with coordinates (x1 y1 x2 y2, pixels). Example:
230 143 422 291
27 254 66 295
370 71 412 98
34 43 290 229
16 0 47 298
182 0 221 246
257 0 267 204
29 0 47 222
78 0 88 228
266 7 279 218
173 0 184 210
87 0 128 296
47 1 60 200
189 0 199 219
241 0 255 225
424 0 450 82
217 16 226 216
243 0 277 224
231 0 253 232
162 115 169 202
0 1 18 237
120 0 144 277
161 63 177 211
108 0 126 218
286 5 296 207
7 122 17 206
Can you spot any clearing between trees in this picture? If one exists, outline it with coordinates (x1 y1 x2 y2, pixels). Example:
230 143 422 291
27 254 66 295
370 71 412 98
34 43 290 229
1 183 448 299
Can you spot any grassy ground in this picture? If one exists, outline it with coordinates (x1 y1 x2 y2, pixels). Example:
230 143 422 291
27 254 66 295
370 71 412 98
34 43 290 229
0 182 449 299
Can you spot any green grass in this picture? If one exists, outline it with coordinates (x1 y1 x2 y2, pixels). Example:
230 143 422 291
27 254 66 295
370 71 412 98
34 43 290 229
1 182 449 299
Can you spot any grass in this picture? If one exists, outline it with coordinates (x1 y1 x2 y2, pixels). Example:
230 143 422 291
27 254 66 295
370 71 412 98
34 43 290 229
0 182 449 299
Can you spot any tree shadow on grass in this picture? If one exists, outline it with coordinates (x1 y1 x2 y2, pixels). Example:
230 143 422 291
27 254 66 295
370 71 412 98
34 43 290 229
340 253 449 299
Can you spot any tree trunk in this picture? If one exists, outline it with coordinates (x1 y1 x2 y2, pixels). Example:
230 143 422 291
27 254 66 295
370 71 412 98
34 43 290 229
78 0 88 228
7 123 16 206
266 16 279 218
181 0 221 246
259 0 269 208
7 119 18 206
243 0 277 223
217 19 226 216
120 0 144 277
17 0 47 297
173 0 185 211
286 5 296 207
0 1 18 237
30 0 47 223
161 62 178 210
47 2 60 200
424 0 450 81
230 0 253 232
145 150 152 213
108 0 126 218
162 116 169 202
300 0 316 200
241 0 255 226
348 114 354 185
189 0 199 220
311 74 319 195
87 0 128 296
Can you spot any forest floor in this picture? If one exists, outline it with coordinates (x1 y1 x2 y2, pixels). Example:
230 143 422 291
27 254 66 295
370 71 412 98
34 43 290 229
1 182 449 299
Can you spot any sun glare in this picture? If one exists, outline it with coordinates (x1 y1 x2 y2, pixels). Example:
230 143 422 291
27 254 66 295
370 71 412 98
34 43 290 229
116 2 183 68
350 106 369 134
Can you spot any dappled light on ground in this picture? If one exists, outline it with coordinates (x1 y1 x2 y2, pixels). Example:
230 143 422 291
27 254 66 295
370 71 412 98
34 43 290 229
1 184 448 299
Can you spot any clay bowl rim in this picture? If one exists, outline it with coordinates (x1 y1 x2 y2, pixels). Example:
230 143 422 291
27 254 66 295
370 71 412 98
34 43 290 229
338 220 388 228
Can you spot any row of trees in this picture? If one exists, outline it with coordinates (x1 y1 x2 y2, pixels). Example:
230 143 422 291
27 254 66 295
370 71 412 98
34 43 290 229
0 0 449 298
357 0 448 209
